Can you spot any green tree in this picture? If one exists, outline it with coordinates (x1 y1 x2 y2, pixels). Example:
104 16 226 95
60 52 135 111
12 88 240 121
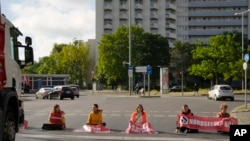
98 25 170 87
170 41 193 86
188 33 241 85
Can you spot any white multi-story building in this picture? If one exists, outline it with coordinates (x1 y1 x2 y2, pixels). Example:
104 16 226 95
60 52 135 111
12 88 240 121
96 0 250 63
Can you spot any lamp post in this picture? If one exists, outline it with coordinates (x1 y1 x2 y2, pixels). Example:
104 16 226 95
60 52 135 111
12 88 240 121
128 0 132 95
234 9 250 90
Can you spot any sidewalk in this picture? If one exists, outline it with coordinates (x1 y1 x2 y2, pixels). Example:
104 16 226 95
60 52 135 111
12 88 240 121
231 104 250 124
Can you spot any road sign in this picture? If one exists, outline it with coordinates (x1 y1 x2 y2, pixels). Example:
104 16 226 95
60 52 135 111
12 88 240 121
135 66 147 73
243 62 247 70
128 66 133 70
244 54 249 62
128 69 133 77
147 66 152 74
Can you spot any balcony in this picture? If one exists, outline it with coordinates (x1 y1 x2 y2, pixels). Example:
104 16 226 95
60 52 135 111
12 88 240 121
166 3 176 10
104 14 112 19
165 23 176 29
150 3 158 9
104 24 113 29
135 14 143 19
119 14 128 19
165 13 176 20
135 4 143 10
150 23 158 29
120 4 127 10
104 4 112 10
166 32 177 39
150 14 158 19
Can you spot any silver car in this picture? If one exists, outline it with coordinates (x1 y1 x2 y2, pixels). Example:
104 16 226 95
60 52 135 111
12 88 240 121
35 87 53 99
208 84 234 101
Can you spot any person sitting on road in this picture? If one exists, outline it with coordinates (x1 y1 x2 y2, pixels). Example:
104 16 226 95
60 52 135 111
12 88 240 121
217 103 230 118
48 104 66 129
86 104 106 126
130 104 147 125
175 104 198 133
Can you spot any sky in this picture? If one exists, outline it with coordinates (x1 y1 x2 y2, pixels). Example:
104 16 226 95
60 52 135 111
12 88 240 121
2 0 95 61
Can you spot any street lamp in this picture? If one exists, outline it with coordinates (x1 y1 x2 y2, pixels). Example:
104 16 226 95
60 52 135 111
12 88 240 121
234 9 250 90
128 0 132 95
234 9 250 59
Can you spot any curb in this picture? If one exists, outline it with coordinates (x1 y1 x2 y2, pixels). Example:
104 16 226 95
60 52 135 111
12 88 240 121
231 104 250 124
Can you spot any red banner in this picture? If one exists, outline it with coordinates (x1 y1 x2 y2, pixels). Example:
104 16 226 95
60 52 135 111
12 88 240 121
73 125 110 133
125 121 157 134
177 114 238 132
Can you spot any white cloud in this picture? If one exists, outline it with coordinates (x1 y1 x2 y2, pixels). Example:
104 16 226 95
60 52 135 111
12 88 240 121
7 0 95 61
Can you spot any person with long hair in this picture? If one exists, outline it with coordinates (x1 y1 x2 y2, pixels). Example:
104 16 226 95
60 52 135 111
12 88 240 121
48 104 66 129
130 104 147 125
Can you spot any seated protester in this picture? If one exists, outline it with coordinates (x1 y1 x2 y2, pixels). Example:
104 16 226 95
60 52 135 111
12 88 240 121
86 104 106 126
216 103 230 133
217 103 230 118
175 104 198 133
130 104 147 125
48 104 66 129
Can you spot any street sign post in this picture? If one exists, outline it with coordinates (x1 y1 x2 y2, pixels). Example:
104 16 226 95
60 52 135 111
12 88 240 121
243 62 248 108
244 54 249 62
128 66 133 78
135 66 147 73
147 66 152 74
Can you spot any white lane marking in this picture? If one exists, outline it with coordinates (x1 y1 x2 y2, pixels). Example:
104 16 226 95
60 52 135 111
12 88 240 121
162 111 171 113
79 114 88 116
17 133 228 141
153 115 165 117
168 115 177 118
200 112 210 114
110 114 121 116
65 113 76 116
111 111 120 112
124 114 131 117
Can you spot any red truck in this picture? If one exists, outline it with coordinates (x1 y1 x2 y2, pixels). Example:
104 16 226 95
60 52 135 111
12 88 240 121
0 1 34 141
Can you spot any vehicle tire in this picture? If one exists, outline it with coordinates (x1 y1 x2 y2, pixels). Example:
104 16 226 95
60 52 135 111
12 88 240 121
49 95 52 100
231 97 234 101
3 107 16 141
19 111 24 124
60 96 63 100
77 95 79 98
35 96 38 99
71 97 74 100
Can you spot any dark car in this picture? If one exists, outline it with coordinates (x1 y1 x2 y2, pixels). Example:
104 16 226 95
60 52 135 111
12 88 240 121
49 86 74 100
169 85 186 92
71 86 79 98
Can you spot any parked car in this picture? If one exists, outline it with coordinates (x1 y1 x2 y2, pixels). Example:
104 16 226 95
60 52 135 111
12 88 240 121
35 87 53 99
169 85 186 92
208 84 234 101
49 86 74 100
71 86 79 98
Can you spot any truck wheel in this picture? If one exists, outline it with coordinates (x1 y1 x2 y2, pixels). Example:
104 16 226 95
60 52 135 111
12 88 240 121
3 107 16 141
19 112 24 124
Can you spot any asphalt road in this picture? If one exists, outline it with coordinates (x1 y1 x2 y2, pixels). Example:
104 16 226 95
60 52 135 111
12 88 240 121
16 91 248 141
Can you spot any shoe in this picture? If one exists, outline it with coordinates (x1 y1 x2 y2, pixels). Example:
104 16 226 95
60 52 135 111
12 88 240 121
184 130 188 134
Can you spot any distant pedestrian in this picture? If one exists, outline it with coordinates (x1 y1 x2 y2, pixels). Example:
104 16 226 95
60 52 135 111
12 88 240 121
193 83 199 96
134 83 139 94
